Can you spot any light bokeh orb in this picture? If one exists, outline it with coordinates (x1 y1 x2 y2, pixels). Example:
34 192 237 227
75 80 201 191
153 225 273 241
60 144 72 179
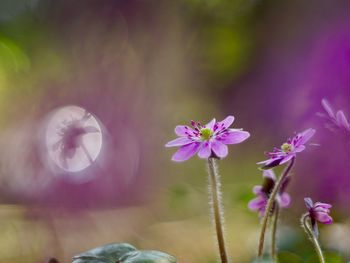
44 105 103 173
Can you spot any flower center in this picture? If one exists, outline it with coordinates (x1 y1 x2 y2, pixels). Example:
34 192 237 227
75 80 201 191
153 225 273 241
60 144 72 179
281 143 293 153
200 128 213 140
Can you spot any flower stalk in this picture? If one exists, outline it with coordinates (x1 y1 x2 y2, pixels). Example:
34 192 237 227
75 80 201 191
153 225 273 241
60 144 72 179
270 204 280 262
301 213 325 263
207 157 229 263
258 157 295 258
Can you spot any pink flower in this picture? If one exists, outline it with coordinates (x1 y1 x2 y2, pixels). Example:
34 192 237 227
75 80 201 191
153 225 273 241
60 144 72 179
258 128 316 169
304 197 333 237
248 170 291 217
304 197 333 225
320 98 350 132
165 116 250 162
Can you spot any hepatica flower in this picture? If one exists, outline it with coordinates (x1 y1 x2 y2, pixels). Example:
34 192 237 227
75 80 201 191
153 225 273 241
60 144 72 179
258 128 316 169
248 170 291 217
304 197 333 235
320 98 350 132
301 197 333 262
165 116 250 161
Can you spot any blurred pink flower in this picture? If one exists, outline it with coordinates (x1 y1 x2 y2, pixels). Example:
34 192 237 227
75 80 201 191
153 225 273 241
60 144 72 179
320 98 350 132
248 169 291 217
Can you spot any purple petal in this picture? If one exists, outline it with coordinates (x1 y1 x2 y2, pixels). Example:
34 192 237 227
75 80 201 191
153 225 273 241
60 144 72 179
253 185 263 194
257 159 272 165
315 212 333 224
321 98 335 119
171 142 201 162
297 128 316 145
218 130 250 144
336 110 349 130
304 197 314 210
248 196 266 211
278 193 291 208
204 118 216 130
279 154 295 165
258 158 283 169
314 202 332 209
211 140 228 158
175 125 192 136
218 115 235 129
165 137 193 147
262 169 276 180
294 145 306 153
198 141 212 158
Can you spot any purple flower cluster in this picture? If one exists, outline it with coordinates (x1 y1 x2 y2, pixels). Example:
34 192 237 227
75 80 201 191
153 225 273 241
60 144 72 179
258 128 315 169
248 170 291 217
166 116 250 161
166 114 335 261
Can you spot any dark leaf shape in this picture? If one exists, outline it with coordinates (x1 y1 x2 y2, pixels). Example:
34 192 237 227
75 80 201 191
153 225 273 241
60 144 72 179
260 158 282 170
261 176 275 195
72 243 137 263
119 250 177 263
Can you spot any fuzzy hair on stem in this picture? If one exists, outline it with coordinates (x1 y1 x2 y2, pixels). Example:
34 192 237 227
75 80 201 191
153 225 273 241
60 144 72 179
207 157 229 263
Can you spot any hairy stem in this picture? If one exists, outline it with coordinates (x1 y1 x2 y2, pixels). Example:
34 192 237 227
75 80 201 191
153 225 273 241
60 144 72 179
301 214 325 263
270 204 280 262
258 157 295 258
207 157 229 263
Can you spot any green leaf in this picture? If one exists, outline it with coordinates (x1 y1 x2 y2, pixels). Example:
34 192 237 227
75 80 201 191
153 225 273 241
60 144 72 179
306 251 345 263
278 251 304 263
119 250 177 263
72 243 137 263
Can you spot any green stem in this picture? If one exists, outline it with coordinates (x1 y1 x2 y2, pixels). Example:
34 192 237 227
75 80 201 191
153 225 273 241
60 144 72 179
258 157 295 259
270 204 280 262
207 157 229 263
301 214 325 263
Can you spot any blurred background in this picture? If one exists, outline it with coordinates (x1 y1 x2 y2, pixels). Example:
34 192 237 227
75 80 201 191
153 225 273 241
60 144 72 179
0 0 350 262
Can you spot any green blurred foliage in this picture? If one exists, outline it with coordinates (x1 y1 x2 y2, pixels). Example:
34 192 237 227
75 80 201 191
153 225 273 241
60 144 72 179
199 25 253 81
278 251 304 263
306 252 345 263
